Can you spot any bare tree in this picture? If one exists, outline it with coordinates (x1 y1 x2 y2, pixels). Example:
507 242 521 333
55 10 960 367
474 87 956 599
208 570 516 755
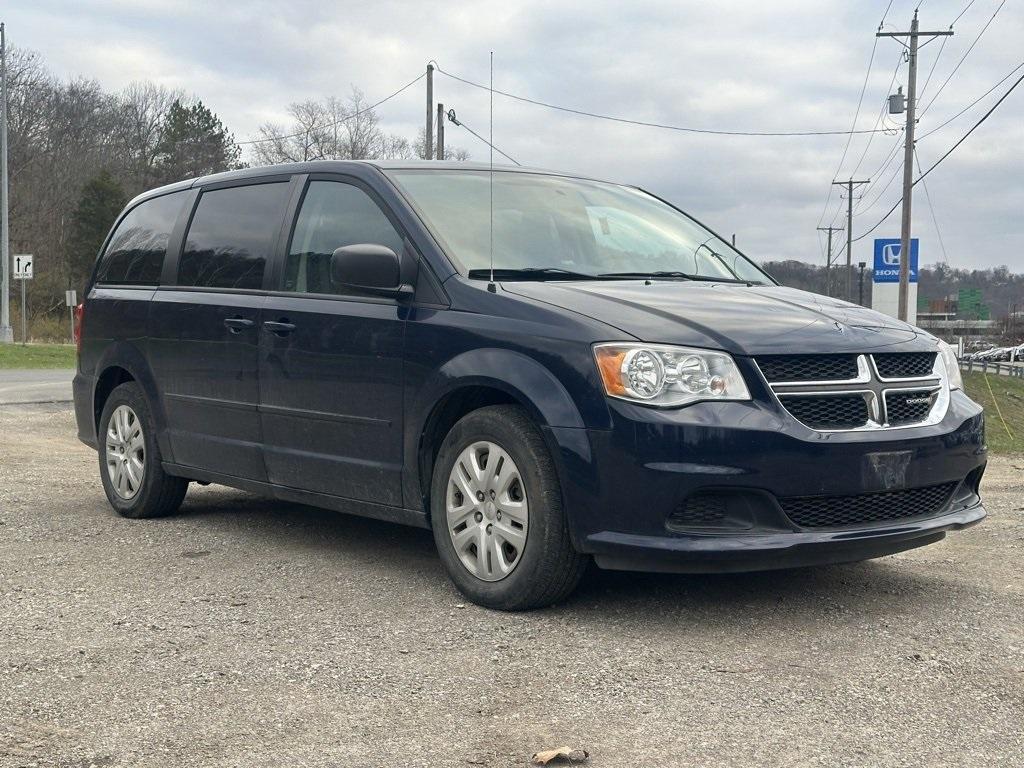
250 87 466 165
114 82 183 189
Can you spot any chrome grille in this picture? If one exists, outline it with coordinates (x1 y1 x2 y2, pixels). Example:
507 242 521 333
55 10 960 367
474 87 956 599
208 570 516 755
756 352 948 431
778 482 958 528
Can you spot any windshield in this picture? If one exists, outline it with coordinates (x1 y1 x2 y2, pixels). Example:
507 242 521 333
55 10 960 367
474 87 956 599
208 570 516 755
388 169 772 284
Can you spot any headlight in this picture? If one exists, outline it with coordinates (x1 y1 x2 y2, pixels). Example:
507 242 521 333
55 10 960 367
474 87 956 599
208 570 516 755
937 340 963 390
594 343 751 407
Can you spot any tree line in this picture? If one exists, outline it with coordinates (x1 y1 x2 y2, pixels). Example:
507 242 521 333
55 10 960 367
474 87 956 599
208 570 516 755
4 47 465 338
763 260 1024 322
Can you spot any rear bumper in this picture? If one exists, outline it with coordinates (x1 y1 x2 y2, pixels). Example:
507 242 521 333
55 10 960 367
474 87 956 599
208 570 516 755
587 500 986 573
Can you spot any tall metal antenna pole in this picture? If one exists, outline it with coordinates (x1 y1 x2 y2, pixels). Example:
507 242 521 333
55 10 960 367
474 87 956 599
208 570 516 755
425 64 434 160
1 22 13 343
493 50 497 288
878 12 953 320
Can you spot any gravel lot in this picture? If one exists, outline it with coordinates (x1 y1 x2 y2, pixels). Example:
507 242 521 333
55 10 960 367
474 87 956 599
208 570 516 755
1 405 1022 767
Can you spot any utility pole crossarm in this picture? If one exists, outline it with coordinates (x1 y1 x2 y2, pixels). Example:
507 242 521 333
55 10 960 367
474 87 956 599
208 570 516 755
875 30 953 37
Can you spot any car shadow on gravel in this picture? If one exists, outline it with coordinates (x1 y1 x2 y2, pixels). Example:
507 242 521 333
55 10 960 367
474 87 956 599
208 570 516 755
163 485 966 624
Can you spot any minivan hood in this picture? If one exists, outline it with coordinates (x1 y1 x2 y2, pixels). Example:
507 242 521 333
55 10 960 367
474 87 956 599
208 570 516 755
503 280 927 355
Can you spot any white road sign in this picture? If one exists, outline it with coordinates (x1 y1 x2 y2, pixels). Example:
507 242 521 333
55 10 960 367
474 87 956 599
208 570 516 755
66 290 77 307
13 254 33 280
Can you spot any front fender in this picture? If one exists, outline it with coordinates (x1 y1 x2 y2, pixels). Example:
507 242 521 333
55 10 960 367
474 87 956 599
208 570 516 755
402 348 589 516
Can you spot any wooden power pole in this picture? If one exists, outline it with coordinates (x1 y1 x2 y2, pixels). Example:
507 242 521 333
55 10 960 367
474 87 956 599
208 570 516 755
831 179 870 302
425 64 434 160
878 12 953 320
818 226 843 297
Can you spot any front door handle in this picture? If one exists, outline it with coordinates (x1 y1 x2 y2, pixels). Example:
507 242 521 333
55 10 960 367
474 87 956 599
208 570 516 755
263 320 296 336
223 317 255 333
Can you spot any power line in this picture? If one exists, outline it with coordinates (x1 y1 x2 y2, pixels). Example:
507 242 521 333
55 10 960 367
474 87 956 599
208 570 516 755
431 63 894 138
816 33 882 234
852 67 1024 242
237 72 426 146
914 145 950 265
918 0 1007 119
918 58 1024 140
847 51 905 181
444 108 520 165
918 33 950 99
950 0 980 27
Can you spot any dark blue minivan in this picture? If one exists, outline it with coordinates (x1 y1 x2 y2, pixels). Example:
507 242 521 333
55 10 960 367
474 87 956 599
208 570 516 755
73 161 987 609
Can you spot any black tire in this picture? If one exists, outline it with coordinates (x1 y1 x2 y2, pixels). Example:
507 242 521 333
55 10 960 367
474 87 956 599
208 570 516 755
430 405 587 610
97 381 188 519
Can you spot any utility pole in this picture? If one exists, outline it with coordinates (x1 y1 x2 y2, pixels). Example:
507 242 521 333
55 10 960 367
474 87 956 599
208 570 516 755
0 22 12 343
878 12 953 320
436 102 445 160
817 225 842 297
425 64 434 160
831 179 870 301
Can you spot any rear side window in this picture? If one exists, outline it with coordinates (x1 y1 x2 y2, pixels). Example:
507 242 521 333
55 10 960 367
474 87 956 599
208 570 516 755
284 181 404 295
178 182 290 290
95 191 187 285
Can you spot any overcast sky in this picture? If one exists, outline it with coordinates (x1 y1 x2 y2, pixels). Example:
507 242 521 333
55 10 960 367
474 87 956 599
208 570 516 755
6 0 1023 271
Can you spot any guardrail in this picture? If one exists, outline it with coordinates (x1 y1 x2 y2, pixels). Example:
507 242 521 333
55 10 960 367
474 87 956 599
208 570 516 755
960 359 1024 378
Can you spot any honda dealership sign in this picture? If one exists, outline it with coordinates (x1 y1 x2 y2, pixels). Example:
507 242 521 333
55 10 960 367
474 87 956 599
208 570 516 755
873 238 919 283
871 238 920 324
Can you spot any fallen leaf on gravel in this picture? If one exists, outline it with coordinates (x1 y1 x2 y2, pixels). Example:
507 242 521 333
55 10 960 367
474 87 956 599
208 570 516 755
531 746 589 765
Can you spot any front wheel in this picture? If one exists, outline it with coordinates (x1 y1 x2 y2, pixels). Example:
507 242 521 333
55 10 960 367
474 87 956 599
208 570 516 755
98 382 188 518
430 405 586 610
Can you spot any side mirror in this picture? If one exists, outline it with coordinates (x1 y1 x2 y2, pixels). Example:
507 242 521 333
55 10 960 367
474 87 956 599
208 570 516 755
330 244 413 298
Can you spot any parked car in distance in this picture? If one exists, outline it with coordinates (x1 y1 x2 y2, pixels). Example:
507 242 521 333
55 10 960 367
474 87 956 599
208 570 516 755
73 161 987 610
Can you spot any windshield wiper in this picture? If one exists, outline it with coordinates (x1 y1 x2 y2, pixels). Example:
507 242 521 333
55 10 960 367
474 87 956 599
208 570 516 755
467 267 603 281
599 270 754 284
598 271 693 280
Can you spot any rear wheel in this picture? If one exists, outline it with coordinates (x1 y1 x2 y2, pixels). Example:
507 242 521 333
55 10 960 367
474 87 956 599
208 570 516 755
98 382 188 518
430 405 586 610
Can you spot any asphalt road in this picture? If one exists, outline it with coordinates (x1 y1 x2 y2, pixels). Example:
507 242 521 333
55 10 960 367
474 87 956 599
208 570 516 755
0 369 73 405
1 405 1022 767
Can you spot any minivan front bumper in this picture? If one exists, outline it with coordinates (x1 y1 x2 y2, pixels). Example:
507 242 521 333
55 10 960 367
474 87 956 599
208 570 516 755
548 388 987 573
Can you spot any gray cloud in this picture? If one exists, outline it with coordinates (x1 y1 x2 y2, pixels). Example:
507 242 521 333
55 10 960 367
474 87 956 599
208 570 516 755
6 0 1023 270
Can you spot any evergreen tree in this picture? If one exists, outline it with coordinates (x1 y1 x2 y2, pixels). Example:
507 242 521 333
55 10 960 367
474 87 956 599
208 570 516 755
154 99 242 184
66 170 127 289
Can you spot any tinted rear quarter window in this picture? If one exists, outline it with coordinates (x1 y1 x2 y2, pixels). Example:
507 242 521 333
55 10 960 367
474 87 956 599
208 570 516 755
95 191 187 286
178 182 291 290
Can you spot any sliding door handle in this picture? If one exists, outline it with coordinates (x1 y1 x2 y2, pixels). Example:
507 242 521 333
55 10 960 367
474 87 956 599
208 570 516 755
223 317 255 333
263 320 296 336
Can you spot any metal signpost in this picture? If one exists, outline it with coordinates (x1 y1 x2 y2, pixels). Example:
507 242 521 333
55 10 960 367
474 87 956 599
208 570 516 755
13 253 31 344
1 22 13 343
65 289 77 342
